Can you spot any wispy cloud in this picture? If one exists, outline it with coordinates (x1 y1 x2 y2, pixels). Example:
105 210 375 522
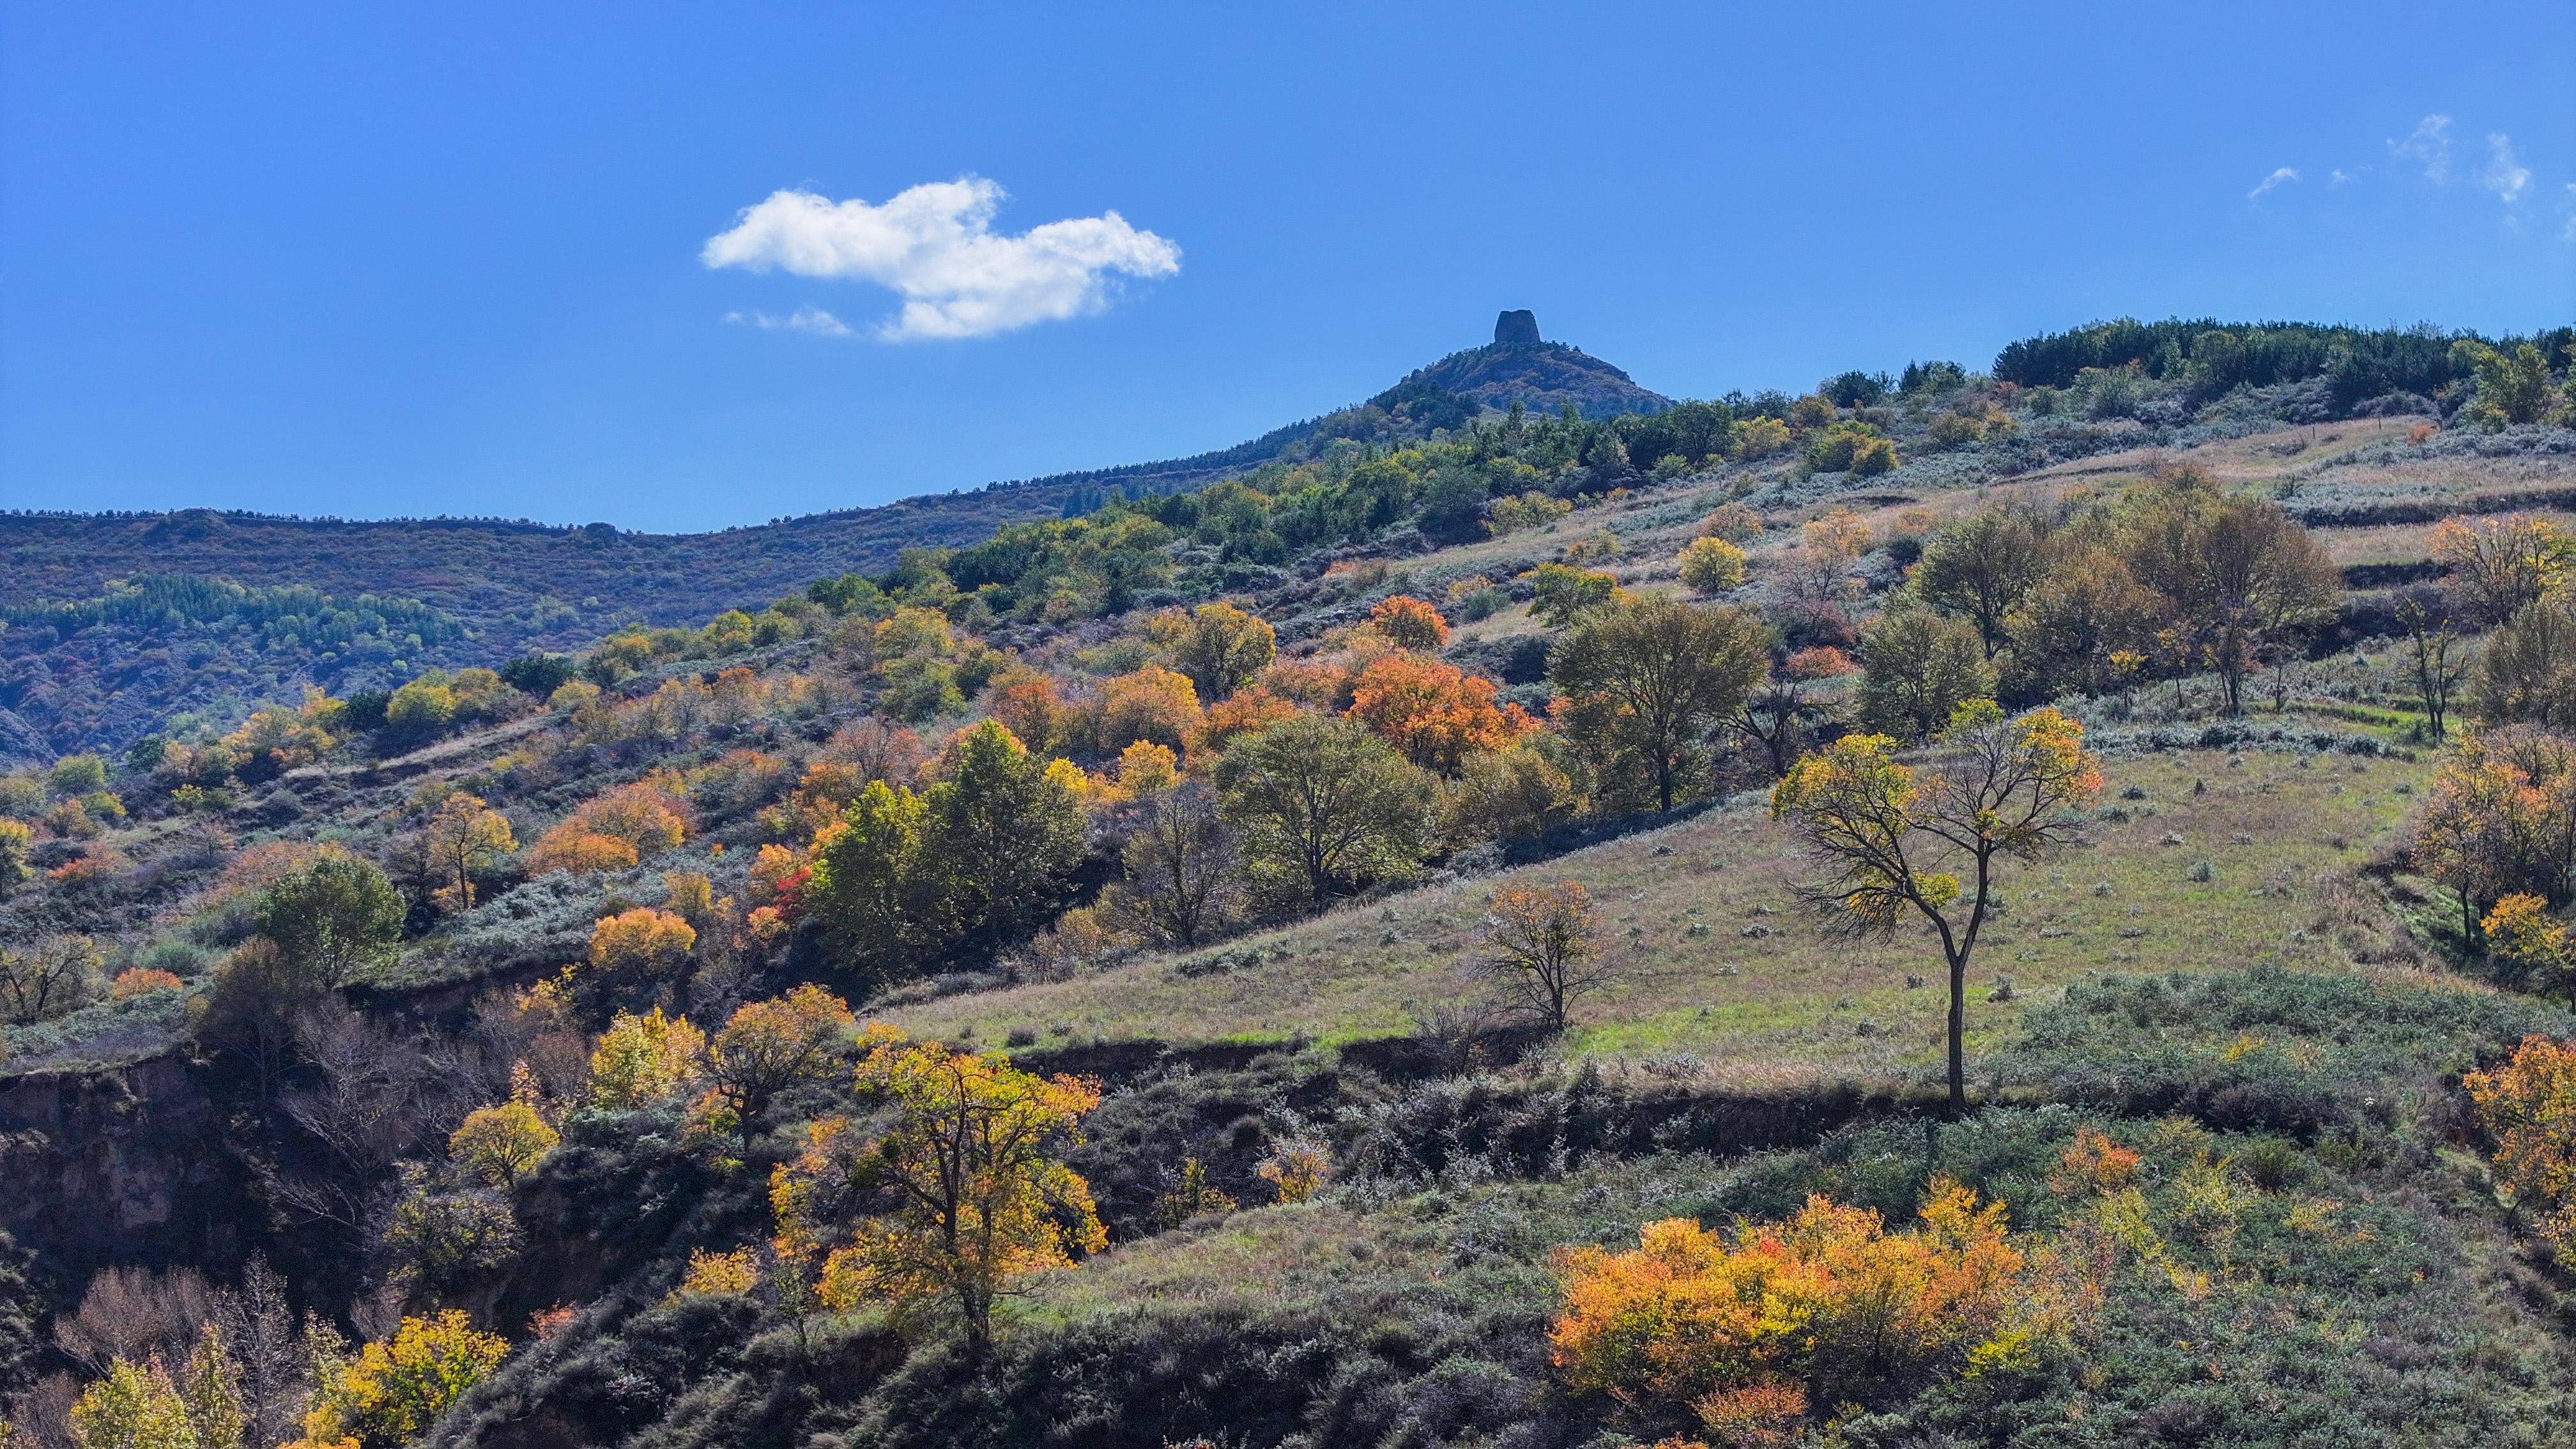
2248 167 2299 199
2329 168 2352 186
723 306 855 339
2390 114 2454 183
2479 134 2532 203
702 177 1181 341
2564 183 2576 241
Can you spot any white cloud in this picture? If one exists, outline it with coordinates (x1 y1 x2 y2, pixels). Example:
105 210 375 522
702 177 1181 341
2564 183 2576 241
2248 167 2299 199
722 306 855 339
2329 168 2352 185
2479 133 2531 203
2390 114 2453 182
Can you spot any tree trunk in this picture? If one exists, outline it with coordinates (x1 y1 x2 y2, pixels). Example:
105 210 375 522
1945 945 1966 1118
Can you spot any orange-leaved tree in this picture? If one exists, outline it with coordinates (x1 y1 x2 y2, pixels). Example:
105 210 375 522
786 1025 1105 1356
1368 595 1452 651
1346 654 1536 774
1771 703 2102 1114
2407 726 2576 946
2465 1034 2576 1266
1478 881 1611 1033
1552 1180 2067 1440
694 985 855 1146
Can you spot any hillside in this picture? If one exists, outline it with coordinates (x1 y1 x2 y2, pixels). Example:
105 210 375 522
0 315 1660 760
4 317 2576 1449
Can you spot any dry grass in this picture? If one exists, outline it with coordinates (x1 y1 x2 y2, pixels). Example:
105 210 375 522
891 748 2432 1085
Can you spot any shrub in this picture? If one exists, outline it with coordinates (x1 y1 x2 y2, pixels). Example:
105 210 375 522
587 907 697 983
1528 564 1621 628
1696 502 1763 542
1368 596 1451 651
1551 1180 2069 1434
109 968 184 1001
1675 537 1747 595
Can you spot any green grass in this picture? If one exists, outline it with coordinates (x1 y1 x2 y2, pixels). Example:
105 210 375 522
891 747 2436 1084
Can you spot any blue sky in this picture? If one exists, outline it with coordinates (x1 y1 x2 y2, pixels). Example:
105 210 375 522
3 3 2570 533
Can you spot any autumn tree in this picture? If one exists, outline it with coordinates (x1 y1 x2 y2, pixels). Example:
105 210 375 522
2002 546 2163 701
1478 882 1613 1032
1735 646 1855 779
2472 594 2576 728
698 985 855 1145
1913 503 2049 657
1084 667 1204 756
1675 536 1747 595
981 671 1067 754
2408 726 2576 942
0 935 103 1024
1368 595 1451 651
526 781 688 877
1550 597 1768 811
801 1027 1106 1357
2395 586 2472 743
418 793 516 913
1101 786 1243 947
587 908 697 983
2465 1035 2576 1265
2432 513 2568 627
1215 714 1439 910
1346 654 1537 774
1165 601 1277 702
586 1008 705 1111
68 1329 247 1449
293 1310 507 1448
1856 610 1996 744
1772 704 2102 1113
447 1101 558 1186
2122 478 2338 716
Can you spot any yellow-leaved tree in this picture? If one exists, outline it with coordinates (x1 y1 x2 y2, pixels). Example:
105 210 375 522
774 1025 1105 1356
1771 703 2101 1114
290 1310 506 1449
693 985 855 1147
586 1008 705 1112
448 1100 560 1186
418 792 516 913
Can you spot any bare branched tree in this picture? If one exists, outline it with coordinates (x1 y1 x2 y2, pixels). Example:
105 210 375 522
1104 786 1244 947
54 1265 211 1374
1475 881 1614 1034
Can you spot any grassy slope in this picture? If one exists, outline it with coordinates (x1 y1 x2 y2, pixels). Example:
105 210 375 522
892 746 2433 1084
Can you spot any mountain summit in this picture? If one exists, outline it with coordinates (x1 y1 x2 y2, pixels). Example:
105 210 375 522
1381 335 1671 422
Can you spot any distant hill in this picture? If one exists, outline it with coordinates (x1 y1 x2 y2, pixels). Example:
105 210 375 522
0 323 1669 757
